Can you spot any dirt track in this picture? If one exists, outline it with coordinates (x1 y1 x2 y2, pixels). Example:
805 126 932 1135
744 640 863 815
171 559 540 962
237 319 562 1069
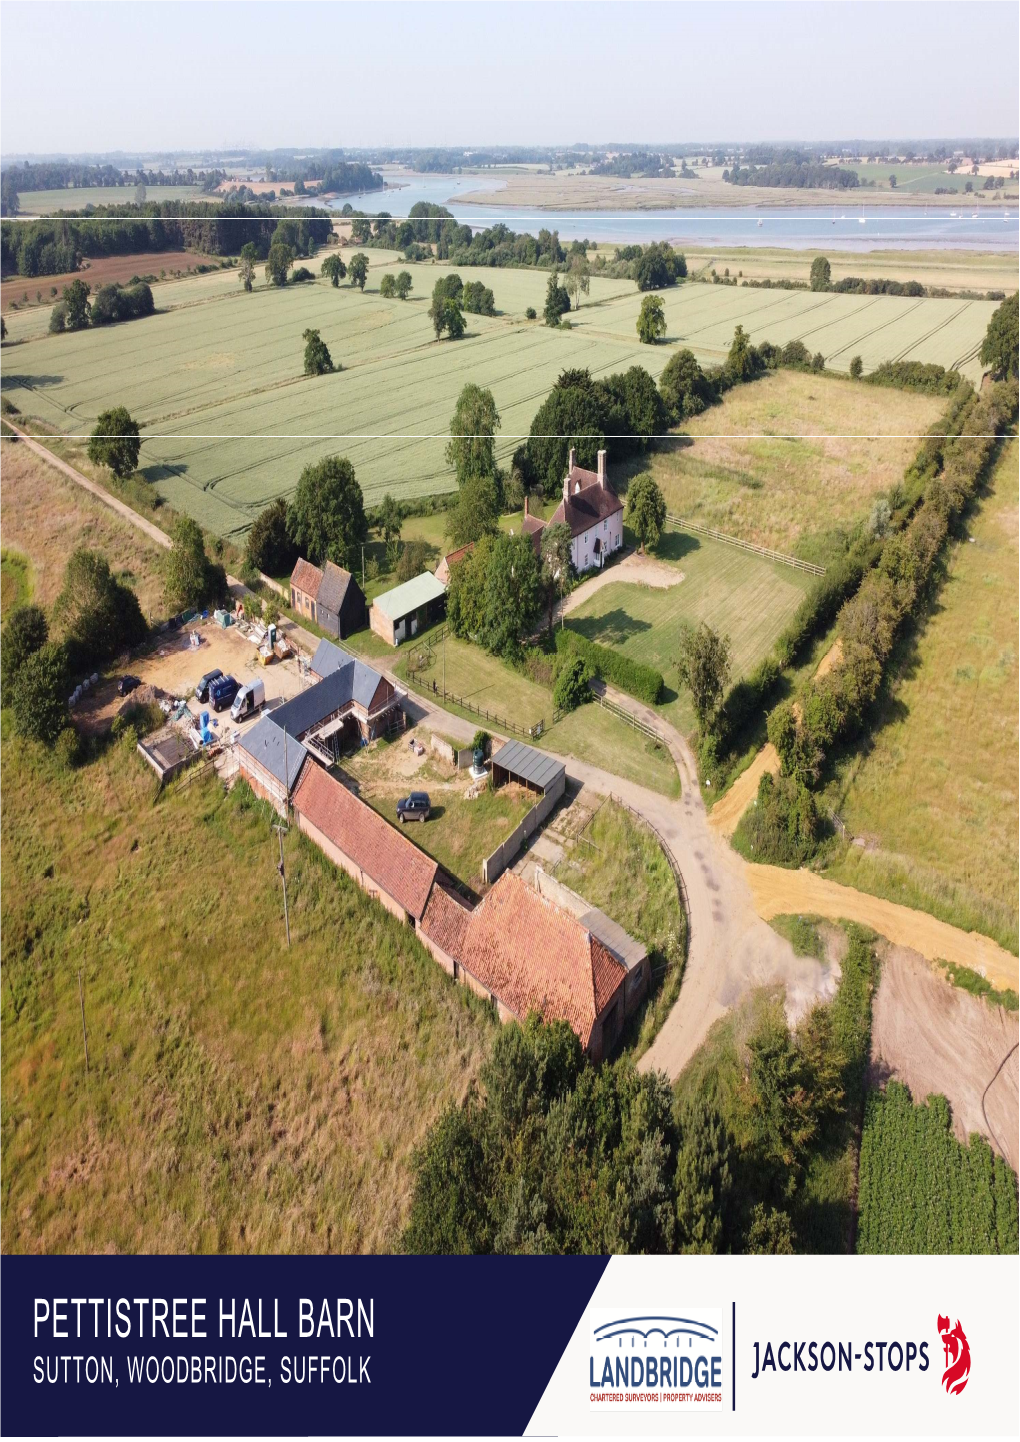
747 864 1020 992
708 744 780 838
870 944 1019 1170
556 551 684 621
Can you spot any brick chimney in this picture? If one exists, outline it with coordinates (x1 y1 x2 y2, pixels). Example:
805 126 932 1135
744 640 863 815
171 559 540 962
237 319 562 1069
597 449 607 488
523 494 529 518
568 446 576 472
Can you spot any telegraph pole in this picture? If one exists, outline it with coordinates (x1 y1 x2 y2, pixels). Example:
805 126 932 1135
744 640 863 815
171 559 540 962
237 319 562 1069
272 820 291 947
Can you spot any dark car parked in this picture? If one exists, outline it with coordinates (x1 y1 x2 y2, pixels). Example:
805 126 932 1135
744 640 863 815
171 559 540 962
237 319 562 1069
209 674 240 713
117 674 142 697
195 668 224 703
396 791 431 824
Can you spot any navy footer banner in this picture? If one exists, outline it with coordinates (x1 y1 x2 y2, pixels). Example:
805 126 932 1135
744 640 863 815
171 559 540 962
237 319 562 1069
2 1253 1017 1437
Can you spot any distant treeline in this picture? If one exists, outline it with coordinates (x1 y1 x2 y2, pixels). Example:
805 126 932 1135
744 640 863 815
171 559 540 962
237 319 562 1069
0 163 224 215
260 158 383 195
591 151 675 178
344 202 570 269
724 161 860 189
1 202 333 278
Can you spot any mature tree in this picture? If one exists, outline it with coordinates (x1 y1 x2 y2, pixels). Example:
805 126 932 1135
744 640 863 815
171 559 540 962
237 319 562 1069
348 252 369 290
55 547 146 666
302 327 334 376
849 354 863 380
726 324 757 382
634 241 686 290
9 641 69 745
626 473 667 552
402 1105 490 1255
244 497 297 576
608 365 666 442
1 604 48 696
525 368 612 495
564 253 591 310
980 292 1018 379
431 296 465 340
674 1095 732 1254
482 532 541 659
395 538 431 584
659 347 714 422
462 280 496 315
379 273 396 298
163 516 213 612
320 253 347 287
432 273 464 305
553 653 593 711
238 242 258 292
446 472 501 548
287 455 367 571
447 533 496 637
87 407 141 478
540 520 573 631
674 620 730 730
809 255 831 291
265 242 294 286
745 1203 796 1254
63 278 91 331
636 294 667 343
543 269 570 326
134 182 147 205
376 493 402 547
446 384 501 486
394 270 413 300
741 1011 816 1191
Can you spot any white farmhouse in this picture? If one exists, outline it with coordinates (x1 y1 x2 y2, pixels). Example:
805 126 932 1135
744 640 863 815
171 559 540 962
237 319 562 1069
523 448 623 574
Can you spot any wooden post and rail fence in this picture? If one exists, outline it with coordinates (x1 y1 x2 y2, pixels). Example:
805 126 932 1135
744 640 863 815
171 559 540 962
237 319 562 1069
665 514 826 576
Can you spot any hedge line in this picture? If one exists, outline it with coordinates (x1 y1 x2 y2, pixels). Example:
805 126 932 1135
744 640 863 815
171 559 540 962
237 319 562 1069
768 379 1018 784
555 627 664 704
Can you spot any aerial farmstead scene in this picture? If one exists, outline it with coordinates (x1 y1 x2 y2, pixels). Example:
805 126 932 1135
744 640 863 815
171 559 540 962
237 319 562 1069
1 0 1017 1262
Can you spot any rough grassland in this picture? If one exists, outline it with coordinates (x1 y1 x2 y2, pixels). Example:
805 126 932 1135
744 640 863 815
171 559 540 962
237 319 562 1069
566 531 814 731
0 727 493 1253
1 261 992 540
0 441 167 617
631 369 943 563
822 440 1019 954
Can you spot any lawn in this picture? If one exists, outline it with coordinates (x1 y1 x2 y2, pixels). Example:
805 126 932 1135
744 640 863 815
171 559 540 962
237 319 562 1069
821 439 1019 954
566 530 815 731
0 720 494 1253
0 440 167 618
340 736 534 891
626 369 944 564
382 627 680 798
2 256 993 542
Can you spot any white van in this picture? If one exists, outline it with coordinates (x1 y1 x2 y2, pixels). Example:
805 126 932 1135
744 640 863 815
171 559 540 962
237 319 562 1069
230 677 266 722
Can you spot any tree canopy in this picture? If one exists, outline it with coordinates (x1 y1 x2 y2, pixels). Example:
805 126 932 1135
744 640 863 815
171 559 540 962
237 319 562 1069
302 327 334 376
287 455 367 571
637 294 667 343
244 497 297 577
674 621 731 731
626 474 667 552
162 516 224 613
264 241 293 286
238 242 258 291
809 255 831 291
446 384 501 486
659 348 714 422
348 252 369 290
321 253 347 287
980 292 1018 379
87 407 141 478
54 547 147 667
1 604 48 697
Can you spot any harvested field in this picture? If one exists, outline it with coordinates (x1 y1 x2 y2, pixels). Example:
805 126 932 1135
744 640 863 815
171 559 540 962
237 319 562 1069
1 252 223 312
824 441 1019 953
0 440 166 617
633 369 944 562
869 943 1018 1171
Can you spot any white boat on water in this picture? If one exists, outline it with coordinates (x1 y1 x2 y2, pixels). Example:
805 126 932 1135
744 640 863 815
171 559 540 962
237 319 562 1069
757 218 763 227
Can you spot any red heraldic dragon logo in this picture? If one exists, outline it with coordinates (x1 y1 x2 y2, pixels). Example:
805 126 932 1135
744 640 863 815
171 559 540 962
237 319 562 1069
936 1315 971 1396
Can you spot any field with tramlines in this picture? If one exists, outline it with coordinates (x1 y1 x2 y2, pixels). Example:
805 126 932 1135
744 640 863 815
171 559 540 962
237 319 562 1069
856 1082 1019 1254
15 185 206 215
0 247 995 540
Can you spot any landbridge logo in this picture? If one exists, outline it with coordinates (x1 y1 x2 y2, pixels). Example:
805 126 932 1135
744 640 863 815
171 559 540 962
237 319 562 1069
937 1315 971 1396
588 1308 724 1412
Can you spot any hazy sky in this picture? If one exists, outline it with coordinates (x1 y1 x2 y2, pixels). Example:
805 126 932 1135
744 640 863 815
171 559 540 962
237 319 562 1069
2 0 1017 155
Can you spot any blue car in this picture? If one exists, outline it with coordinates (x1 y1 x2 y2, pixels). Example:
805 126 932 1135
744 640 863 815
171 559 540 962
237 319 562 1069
209 674 240 712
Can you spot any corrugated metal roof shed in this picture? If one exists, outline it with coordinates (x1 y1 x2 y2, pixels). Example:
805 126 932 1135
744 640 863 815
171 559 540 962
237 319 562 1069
238 715 308 790
491 739 565 793
372 571 446 620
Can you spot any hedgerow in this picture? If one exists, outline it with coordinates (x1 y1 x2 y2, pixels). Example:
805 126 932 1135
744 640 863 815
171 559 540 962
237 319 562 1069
555 627 664 704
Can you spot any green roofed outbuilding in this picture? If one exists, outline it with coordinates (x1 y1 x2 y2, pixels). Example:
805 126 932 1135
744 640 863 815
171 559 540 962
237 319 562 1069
369 571 447 647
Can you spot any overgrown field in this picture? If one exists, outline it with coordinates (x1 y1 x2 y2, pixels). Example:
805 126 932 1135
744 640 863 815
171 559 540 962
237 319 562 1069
0 441 167 617
856 1083 1018 1253
822 440 1019 953
629 369 944 563
0 253 995 539
0 726 494 1252
566 531 814 730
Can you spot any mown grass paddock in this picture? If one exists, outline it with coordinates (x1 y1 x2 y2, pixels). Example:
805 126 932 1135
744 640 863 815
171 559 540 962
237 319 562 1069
1 253 996 541
822 439 1019 954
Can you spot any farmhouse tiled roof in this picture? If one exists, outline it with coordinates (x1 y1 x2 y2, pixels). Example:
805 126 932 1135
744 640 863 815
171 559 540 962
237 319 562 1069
420 882 473 957
290 557 324 599
440 544 473 572
316 560 357 615
292 765 438 921
457 871 626 1049
550 474 623 540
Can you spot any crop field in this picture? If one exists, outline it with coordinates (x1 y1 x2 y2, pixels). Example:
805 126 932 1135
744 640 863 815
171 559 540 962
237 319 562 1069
822 440 1019 953
566 530 814 730
0 256 993 540
681 246 1019 296
856 1083 1018 1254
15 184 206 214
566 282 997 381
631 369 944 562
